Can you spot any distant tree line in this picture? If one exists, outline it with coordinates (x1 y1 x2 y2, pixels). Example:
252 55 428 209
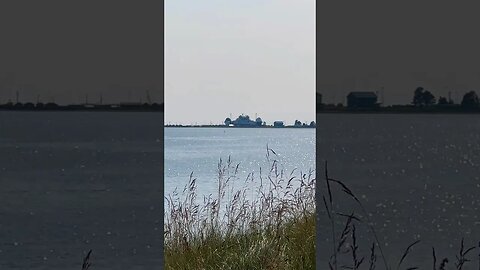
412 86 480 109
412 87 436 106
317 87 480 111
461 91 480 108
0 101 164 111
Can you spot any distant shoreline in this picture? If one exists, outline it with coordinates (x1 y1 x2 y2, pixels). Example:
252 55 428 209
316 108 480 114
0 105 164 112
164 125 315 128
316 102 480 114
6 103 480 114
0 108 164 112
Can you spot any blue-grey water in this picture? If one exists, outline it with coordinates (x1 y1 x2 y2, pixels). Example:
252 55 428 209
5 111 477 269
317 113 480 269
165 127 316 201
0 111 163 270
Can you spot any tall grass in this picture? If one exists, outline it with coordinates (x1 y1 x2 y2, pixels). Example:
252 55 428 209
81 250 92 270
164 147 315 269
321 161 479 270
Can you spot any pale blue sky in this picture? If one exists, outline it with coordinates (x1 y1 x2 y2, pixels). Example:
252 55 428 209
165 0 315 125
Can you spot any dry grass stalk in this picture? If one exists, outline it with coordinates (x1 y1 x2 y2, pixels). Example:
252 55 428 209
439 258 449 270
323 161 480 270
369 242 376 270
455 237 475 270
323 161 389 270
397 240 420 270
164 147 315 269
81 249 92 270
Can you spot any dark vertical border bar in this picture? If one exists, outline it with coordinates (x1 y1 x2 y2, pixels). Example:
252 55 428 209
315 0 321 268
0 0 165 268
160 0 165 267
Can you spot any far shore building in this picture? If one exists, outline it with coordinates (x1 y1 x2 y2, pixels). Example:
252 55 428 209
347 92 378 108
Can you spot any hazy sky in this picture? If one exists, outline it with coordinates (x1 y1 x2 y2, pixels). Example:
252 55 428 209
3 1 477 110
317 1 480 105
165 0 315 125
0 1 163 105
318 71 480 105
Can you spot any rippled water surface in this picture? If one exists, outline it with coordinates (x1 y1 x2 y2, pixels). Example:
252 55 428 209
0 111 163 270
317 114 480 268
165 127 316 199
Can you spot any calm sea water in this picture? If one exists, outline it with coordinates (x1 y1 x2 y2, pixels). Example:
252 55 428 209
5 111 477 268
165 127 316 200
317 114 480 268
0 111 163 270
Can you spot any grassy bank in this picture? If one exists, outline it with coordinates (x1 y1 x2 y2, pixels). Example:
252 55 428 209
164 150 315 269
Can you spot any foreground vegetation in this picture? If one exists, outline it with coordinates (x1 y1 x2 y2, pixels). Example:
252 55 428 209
164 149 315 269
321 161 480 270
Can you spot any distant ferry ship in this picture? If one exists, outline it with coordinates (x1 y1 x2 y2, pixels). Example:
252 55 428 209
224 114 264 127
223 114 315 128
